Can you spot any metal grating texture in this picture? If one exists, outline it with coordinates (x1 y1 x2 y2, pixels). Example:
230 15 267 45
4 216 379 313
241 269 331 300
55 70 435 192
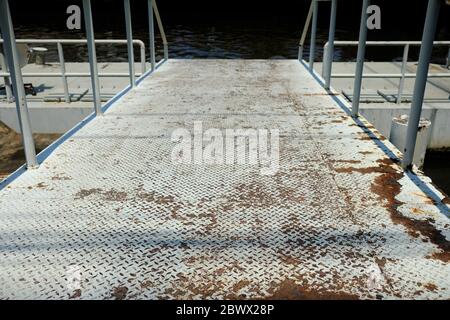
0 60 449 300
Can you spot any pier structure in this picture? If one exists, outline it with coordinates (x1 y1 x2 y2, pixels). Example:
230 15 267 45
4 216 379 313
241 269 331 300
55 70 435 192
0 0 449 299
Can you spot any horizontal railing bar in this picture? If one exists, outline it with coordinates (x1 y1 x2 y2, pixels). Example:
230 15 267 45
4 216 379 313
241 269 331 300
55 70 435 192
0 38 148 76
332 73 450 78
0 39 145 45
329 40 450 47
0 72 143 77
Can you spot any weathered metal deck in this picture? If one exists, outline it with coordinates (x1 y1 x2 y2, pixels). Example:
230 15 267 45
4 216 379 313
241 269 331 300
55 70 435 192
1 59 450 300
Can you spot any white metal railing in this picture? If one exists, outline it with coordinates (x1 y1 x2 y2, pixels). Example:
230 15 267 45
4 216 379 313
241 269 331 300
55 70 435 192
298 0 447 170
323 40 450 104
297 2 314 66
0 39 147 103
0 0 168 168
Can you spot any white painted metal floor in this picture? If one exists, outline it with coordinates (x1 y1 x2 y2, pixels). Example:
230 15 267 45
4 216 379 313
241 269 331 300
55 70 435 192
0 59 449 299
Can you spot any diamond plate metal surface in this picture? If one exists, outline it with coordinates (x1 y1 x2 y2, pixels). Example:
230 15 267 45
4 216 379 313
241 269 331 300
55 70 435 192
0 59 449 299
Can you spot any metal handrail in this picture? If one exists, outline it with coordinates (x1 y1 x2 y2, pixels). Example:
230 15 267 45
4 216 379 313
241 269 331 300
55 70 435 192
298 2 314 61
152 0 168 60
0 39 147 102
323 40 450 104
298 0 337 88
0 0 169 168
331 40 450 46
148 0 168 70
298 0 446 170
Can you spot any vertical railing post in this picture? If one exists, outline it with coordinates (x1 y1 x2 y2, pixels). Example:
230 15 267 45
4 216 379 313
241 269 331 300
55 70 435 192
351 0 370 117
124 0 136 87
153 0 168 61
148 0 156 71
446 45 450 69
82 0 102 115
57 43 70 103
309 0 318 70
324 0 337 89
322 42 329 78
164 42 169 61
0 0 37 168
298 2 314 61
0 34 13 102
397 44 409 104
402 0 441 170
140 42 146 74
0 47 13 102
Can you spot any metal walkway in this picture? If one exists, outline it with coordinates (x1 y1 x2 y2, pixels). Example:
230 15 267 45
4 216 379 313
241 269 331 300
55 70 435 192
1 59 449 299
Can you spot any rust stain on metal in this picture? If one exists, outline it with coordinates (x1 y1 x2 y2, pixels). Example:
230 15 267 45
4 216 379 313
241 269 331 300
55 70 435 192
232 280 252 293
74 188 127 201
330 159 362 164
102 190 128 201
410 192 436 205
112 286 129 300
424 283 438 292
69 289 81 299
227 182 305 209
276 249 302 266
165 274 225 299
140 280 153 289
27 182 47 190
429 249 450 263
137 190 176 205
333 158 399 174
331 156 450 263
266 279 359 300
74 188 103 199
358 136 387 141
51 174 72 181
369 161 450 263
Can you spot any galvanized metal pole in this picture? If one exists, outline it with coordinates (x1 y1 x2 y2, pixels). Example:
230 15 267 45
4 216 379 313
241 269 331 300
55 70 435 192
163 42 169 62
402 0 441 170
124 0 136 87
82 0 102 115
396 44 409 104
140 44 147 73
298 2 314 61
325 0 337 89
309 0 318 69
322 43 329 78
0 48 13 102
0 0 37 168
351 0 370 117
152 0 168 61
57 43 70 103
446 46 450 68
0 33 13 102
148 0 156 71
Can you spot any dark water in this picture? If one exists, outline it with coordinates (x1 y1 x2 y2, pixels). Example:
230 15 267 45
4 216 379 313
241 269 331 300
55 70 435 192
424 152 450 196
8 0 450 63
12 24 450 64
